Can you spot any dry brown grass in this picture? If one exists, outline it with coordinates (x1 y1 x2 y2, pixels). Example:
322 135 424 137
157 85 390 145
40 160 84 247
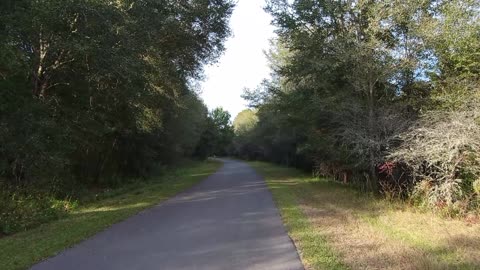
251 161 480 270
301 203 450 270
298 181 480 270
373 211 480 267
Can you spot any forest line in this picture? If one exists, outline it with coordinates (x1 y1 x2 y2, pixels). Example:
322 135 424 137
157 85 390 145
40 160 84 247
0 0 235 234
1 0 480 236
231 0 480 216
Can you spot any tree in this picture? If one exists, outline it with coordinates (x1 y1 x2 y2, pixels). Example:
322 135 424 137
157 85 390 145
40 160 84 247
193 107 234 158
0 0 235 187
233 109 258 136
232 109 260 159
210 107 235 156
236 0 480 213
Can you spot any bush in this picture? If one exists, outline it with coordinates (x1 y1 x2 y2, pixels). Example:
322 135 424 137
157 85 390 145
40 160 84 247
390 109 480 215
0 188 76 235
473 179 480 196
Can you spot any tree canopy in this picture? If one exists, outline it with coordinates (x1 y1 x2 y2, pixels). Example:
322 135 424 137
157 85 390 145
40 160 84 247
1 0 479 219
0 0 235 188
233 0 480 214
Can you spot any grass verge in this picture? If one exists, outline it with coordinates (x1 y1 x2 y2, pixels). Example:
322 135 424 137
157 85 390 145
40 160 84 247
249 161 480 270
0 160 222 270
249 161 346 270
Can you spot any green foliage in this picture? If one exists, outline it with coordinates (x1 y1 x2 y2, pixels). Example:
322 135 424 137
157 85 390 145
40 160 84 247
236 0 480 214
0 160 221 270
233 109 258 136
0 0 233 185
200 107 234 156
0 0 235 233
0 187 76 235
232 109 261 159
474 179 480 196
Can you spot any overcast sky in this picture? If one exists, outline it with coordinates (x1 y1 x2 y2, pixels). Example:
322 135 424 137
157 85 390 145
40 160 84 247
199 0 275 119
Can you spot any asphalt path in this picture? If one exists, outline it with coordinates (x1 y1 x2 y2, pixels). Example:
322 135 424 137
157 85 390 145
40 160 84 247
31 159 304 270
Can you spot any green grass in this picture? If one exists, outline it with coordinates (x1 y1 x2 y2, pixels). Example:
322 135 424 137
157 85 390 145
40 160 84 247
0 160 222 270
249 161 480 270
248 161 346 270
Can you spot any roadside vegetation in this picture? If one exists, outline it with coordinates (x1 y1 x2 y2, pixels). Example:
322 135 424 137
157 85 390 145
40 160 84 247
251 161 480 270
0 160 221 270
2 0 479 268
1 1 235 236
233 0 480 216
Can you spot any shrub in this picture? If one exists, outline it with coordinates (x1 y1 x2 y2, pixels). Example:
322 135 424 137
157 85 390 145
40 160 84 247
390 109 480 215
473 179 480 196
0 188 76 235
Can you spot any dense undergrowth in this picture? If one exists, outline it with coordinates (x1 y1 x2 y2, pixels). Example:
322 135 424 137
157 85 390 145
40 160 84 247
0 188 75 235
0 160 216 235
0 0 235 230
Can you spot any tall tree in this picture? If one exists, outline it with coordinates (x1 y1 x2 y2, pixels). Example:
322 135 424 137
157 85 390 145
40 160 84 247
0 0 234 187
237 0 480 212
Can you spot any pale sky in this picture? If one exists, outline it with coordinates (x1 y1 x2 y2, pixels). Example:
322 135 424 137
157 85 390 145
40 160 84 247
200 0 275 119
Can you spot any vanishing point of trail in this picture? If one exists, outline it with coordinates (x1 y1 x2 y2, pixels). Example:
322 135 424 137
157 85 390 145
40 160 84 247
31 159 304 270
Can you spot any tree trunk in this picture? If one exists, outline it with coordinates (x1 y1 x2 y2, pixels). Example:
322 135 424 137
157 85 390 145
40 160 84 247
33 29 49 98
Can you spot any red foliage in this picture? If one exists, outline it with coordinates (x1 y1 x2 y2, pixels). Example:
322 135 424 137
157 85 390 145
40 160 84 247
378 162 396 176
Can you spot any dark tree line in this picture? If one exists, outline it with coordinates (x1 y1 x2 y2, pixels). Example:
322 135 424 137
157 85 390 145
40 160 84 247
233 0 480 215
0 0 234 191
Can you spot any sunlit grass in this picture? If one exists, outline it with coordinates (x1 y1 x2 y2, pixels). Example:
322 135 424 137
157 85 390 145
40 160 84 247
248 161 346 270
0 160 222 270
249 161 480 270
